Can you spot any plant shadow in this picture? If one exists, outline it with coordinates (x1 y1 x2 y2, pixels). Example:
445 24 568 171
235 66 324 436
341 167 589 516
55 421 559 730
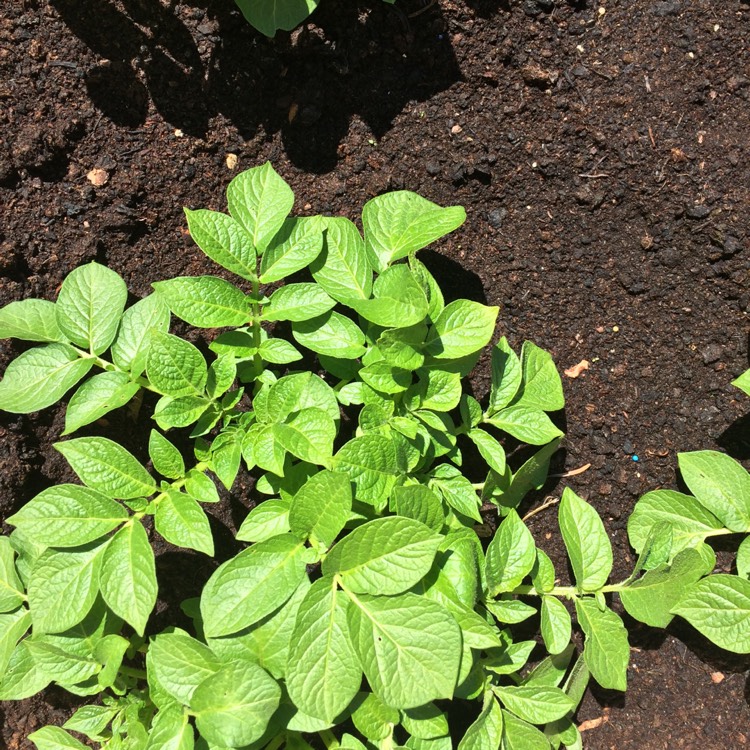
50 0 462 173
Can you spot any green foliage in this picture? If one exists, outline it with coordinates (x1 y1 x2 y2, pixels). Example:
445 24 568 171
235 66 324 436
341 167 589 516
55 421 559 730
232 0 396 38
0 163 746 750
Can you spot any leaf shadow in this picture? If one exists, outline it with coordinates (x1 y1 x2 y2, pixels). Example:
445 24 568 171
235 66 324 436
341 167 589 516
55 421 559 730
49 0 462 173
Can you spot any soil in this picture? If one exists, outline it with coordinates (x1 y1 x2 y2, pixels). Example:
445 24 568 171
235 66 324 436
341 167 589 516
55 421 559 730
1 0 749 747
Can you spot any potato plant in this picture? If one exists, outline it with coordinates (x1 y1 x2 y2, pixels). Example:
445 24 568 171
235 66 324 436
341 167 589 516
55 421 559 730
0 164 747 750
233 0 395 38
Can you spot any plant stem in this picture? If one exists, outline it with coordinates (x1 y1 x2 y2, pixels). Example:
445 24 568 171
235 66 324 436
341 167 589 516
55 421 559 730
319 729 339 750
72 347 160 394
119 666 148 680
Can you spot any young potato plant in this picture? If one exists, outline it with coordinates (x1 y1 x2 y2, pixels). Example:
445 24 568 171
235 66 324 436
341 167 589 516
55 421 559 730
0 163 747 750
233 0 394 38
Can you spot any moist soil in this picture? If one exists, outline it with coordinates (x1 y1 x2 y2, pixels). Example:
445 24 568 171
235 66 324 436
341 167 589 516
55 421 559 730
1 0 749 747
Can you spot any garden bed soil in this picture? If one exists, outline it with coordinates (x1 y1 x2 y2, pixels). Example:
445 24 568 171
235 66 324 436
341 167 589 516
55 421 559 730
1 0 749 747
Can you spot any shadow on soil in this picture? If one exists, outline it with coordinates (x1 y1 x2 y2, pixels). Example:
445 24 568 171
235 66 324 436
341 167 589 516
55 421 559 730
49 0 461 173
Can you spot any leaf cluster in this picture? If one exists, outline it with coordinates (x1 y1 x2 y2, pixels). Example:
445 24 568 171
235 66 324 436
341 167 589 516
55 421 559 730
0 164 748 750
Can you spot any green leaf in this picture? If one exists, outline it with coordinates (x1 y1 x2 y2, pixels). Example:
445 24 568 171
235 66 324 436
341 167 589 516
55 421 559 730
201 534 309 637
7 484 128 547
260 216 325 282
0 343 94 413
489 338 522 413
333 434 400 508
501 711 551 750
63 371 140 434
149 430 186 479
0 299 66 342
323 517 441 595
55 262 127 354
263 283 336 323
531 549 556 593
99 521 157 636
352 692 400 741
390 485 445 532
155 490 214 555
378 324 426 371
0 640 51 700
738 537 750 579
362 191 466 272
493 685 573 725
185 470 220 504
360 362 412 395
226 163 295 254
540 596 572 655
733 368 750 397
145 708 194 750
620 548 707 628
25 639 100 686
63 704 119 738
311 217 372 303
154 395 210 430
0 538 24 613
484 599 536 625
484 406 563 446
485 510 536 595
672 574 750 653
293 311 367 359
511 342 564 412
147 331 208 397
575 598 629 691
149 631 221 705
55 437 156 499
627 489 724 559
678 450 750 532
28 543 104 633
289 470 352 548
192 660 281 746
264 371 339 424
424 300 498 359
259 339 303 364
29 726 90 750
207 354 237 398
185 208 257 281
347 591 462 708
153 276 251 328
286 577 361 722
235 0 319 35
275 408 336 466
207 577 310 681
457 694 503 750
467 429 506 475
428 467 482 522
237 499 291 543
347 265 429 328
411 369 461 411
110 293 171 376
402 703 450 740
558 488 612 592
0 608 32 678
494 438 561 511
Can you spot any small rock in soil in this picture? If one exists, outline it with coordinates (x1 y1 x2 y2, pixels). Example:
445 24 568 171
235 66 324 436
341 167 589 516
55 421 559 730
686 204 711 220
426 160 441 176
487 208 507 228
701 343 723 364
652 1 681 16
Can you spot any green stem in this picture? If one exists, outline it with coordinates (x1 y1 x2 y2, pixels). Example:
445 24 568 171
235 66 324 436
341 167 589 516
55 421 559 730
319 729 339 750
132 460 210 520
119 665 148 680
265 735 285 750
73 348 160 394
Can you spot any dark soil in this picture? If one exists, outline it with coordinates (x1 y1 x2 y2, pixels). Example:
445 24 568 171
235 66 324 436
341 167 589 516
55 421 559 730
1 0 749 747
